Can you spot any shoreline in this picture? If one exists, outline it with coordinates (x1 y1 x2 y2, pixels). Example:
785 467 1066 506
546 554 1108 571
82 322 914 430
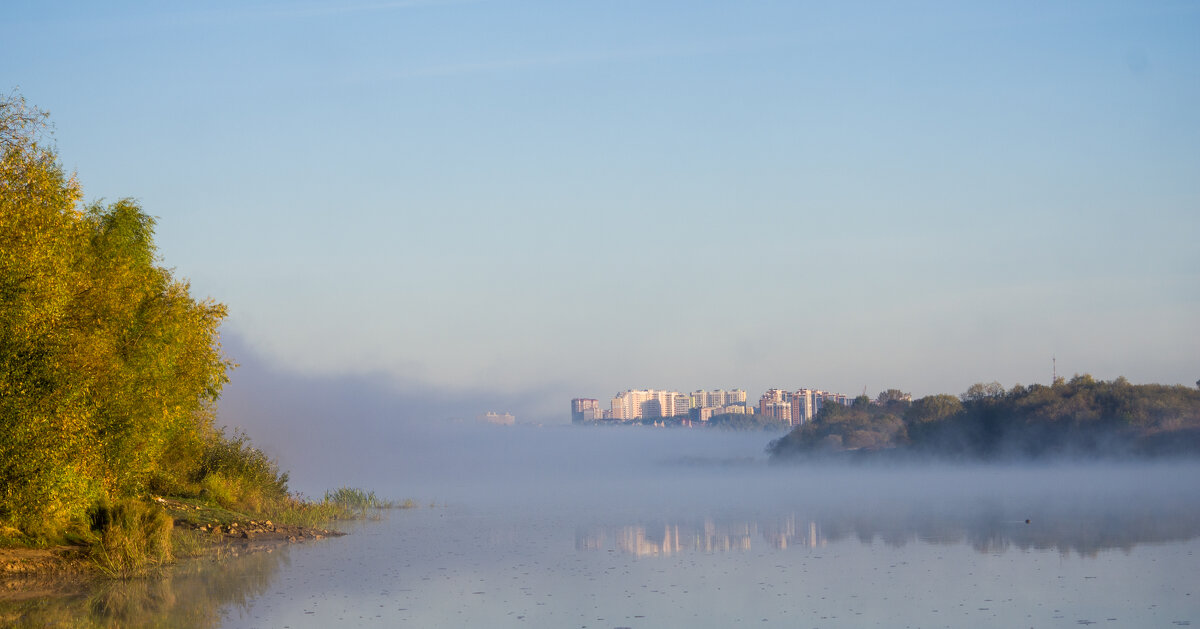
1 498 349 603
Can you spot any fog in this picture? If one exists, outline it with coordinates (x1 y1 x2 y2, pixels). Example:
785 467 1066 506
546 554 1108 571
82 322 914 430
214 333 1200 566
63 342 1181 628
216 331 568 493
216 337 1199 549
217 333 780 499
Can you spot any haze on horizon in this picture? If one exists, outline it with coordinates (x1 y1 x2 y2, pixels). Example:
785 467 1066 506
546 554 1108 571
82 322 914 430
4 1 1198 425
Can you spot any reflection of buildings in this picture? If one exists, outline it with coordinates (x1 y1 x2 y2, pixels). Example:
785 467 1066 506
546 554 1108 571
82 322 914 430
570 490 1200 559
760 515 823 550
576 517 826 557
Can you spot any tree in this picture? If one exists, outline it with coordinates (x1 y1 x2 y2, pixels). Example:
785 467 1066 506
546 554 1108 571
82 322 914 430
875 389 912 409
1 93 93 533
773 376 1200 461
0 92 230 535
961 382 1004 402
0 90 50 151
904 394 964 425
1068 373 1096 387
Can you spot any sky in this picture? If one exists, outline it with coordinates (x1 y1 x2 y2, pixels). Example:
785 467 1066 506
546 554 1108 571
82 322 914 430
4 1 1199 425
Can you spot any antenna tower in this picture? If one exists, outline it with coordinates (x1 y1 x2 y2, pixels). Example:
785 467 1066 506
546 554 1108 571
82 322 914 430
1052 355 1057 385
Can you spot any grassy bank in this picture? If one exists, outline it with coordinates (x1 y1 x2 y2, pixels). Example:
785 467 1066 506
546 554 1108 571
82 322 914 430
2 486 415 583
2 418 410 579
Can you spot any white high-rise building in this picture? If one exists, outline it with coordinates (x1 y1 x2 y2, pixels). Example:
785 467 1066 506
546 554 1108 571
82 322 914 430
611 389 690 420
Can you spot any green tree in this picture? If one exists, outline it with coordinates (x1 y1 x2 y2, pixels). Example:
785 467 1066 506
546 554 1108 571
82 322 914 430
961 381 1004 402
904 394 963 425
0 93 230 538
875 389 911 407
0 94 95 534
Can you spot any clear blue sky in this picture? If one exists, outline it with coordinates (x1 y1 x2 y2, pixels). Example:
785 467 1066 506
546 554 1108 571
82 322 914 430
5 1 1198 421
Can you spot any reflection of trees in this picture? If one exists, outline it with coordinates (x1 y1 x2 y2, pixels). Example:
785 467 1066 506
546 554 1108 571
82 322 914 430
575 495 1200 559
0 545 289 628
816 495 1200 557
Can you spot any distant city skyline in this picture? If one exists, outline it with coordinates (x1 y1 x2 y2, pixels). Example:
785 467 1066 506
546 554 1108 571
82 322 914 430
573 386 860 426
4 2 1197 425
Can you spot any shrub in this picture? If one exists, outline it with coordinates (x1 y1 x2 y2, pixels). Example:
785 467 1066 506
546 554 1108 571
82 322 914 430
195 430 287 513
198 474 237 511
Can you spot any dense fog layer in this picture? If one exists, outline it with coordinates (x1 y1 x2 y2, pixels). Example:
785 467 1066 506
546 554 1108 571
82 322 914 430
217 336 1200 557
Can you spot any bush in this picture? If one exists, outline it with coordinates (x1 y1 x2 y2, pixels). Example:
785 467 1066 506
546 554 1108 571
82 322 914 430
198 474 238 511
195 430 288 513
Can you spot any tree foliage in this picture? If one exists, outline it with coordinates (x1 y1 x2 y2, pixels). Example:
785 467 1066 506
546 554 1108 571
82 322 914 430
768 395 908 455
705 412 788 431
0 93 237 538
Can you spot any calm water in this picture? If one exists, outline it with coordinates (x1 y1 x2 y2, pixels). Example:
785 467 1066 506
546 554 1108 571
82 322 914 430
5 426 1199 628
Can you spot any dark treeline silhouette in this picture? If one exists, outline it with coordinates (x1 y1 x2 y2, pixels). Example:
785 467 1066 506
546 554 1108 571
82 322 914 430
706 412 788 431
769 375 1200 460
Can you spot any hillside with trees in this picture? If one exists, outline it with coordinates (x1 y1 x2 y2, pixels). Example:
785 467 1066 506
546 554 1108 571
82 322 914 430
768 377 1200 461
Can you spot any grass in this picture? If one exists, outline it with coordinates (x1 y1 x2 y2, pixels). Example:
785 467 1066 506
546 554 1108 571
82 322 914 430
87 499 173 578
262 487 418 528
323 487 383 510
1 413 422 584
160 487 420 530
1 486 422 583
169 526 210 559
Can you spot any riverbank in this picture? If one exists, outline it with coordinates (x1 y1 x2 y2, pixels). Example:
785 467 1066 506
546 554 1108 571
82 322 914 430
0 496 360 603
157 496 344 546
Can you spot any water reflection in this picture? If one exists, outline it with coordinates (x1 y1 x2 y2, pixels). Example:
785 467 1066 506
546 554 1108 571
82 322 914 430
0 545 290 629
577 520 762 557
577 494 1200 559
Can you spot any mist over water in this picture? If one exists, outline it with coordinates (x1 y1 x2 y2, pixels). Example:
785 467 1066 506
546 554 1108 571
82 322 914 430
249 427 1199 628
319 419 1200 529
20 331 1200 626
7 420 1199 628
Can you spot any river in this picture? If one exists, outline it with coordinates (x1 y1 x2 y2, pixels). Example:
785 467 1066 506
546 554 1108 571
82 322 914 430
5 425 1198 628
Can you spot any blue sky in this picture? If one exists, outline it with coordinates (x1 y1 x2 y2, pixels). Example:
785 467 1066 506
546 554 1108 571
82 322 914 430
5 1 1198 422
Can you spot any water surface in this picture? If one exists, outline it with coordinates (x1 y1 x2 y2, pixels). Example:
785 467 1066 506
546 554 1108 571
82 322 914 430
6 426 1199 628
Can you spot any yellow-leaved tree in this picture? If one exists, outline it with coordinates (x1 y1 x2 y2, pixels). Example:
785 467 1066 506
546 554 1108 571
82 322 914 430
0 92 231 539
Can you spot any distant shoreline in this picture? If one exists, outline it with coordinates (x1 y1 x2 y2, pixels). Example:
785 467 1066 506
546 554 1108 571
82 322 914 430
768 377 1200 462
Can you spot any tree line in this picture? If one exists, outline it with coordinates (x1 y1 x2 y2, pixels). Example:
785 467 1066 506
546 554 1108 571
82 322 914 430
768 376 1200 460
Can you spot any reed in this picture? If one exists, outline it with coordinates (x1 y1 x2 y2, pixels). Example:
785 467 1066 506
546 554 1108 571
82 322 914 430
88 499 173 578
